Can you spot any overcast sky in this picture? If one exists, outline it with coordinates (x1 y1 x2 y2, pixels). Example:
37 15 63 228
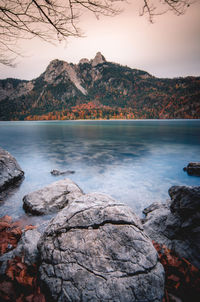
0 0 200 80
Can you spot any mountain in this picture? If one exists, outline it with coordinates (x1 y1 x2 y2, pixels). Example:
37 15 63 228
0 52 200 120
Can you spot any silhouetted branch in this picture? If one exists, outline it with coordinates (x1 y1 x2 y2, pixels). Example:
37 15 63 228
0 0 192 66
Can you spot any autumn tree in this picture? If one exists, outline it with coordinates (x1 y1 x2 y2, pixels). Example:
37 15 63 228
0 0 192 66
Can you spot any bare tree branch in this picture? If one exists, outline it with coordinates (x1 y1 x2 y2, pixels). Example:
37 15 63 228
0 0 193 66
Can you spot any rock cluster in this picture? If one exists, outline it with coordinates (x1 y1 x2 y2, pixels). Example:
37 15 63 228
1 148 200 302
23 178 83 215
38 193 165 302
0 147 24 192
183 162 200 176
143 185 200 269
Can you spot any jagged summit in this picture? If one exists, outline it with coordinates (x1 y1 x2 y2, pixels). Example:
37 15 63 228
46 52 106 69
79 52 106 66
91 52 106 66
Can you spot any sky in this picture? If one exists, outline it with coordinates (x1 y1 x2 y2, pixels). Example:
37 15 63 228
0 0 200 80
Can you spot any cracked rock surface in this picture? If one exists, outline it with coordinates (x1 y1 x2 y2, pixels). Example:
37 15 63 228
143 185 200 269
38 193 165 302
23 178 83 215
0 147 24 192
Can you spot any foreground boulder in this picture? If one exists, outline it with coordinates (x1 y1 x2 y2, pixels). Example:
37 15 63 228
38 193 165 302
23 178 83 215
143 185 200 269
0 147 24 192
183 162 200 176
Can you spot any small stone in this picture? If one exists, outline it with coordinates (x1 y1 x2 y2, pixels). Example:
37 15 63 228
50 169 75 176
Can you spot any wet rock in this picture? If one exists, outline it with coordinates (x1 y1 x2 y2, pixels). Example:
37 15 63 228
143 185 200 269
23 178 83 215
38 193 165 302
0 147 24 192
169 185 200 216
50 169 75 176
183 162 200 176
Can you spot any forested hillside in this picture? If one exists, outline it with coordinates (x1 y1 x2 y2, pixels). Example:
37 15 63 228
0 52 199 120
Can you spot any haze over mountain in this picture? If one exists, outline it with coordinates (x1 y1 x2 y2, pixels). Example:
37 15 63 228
0 52 200 120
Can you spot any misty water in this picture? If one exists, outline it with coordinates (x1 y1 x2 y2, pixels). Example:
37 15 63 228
0 120 200 222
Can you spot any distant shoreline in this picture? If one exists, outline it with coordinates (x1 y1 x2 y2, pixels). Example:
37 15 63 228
0 119 200 123
1 118 200 123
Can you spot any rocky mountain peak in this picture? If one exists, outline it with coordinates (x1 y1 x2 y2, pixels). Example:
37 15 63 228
91 52 106 67
79 58 90 65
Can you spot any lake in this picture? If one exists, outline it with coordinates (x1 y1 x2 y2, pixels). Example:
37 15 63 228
0 120 200 222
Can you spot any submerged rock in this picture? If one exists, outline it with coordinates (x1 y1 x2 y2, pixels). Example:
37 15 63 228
183 162 200 176
50 169 75 176
23 178 83 215
38 193 165 302
0 147 24 192
143 185 200 269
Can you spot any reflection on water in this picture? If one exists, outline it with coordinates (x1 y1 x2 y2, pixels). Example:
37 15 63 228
0 120 200 220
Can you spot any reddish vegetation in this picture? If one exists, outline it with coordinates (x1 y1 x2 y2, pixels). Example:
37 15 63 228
0 215 22 256
1 215 200 302
0 216 45 302
24 101 136 121
153 241 200 302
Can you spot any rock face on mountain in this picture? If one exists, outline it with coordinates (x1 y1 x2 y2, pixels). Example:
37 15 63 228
0 147 24 192
143 185 200 269
91 51 106 67
0 52 200 120
184 162 200 176
23 178 83 215
38 193 165 302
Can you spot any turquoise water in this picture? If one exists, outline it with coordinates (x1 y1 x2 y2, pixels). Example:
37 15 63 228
0 120 200 220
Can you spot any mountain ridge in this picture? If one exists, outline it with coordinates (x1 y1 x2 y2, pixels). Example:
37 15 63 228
0 52 200 120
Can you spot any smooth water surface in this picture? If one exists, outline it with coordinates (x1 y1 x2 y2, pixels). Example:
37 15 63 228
0 120 200 221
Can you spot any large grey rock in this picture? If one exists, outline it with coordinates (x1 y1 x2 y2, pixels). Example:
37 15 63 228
23 178 83 215
183 162 200 176
0 147 24 192
143 186 200 269
38 193 165 302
